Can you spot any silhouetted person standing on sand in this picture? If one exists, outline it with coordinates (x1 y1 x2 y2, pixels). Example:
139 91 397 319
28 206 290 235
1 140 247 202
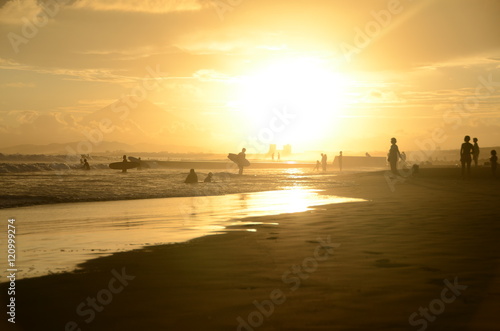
185 169 198 183
388 137 402 175
238 148 247 175
122 155 128 173
472 137 480 167
460 135 473 179
338 151 343 172
490 150 497 177
321 153 327 171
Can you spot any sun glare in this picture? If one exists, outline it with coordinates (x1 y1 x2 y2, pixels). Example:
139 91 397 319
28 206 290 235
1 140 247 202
234 57 352 149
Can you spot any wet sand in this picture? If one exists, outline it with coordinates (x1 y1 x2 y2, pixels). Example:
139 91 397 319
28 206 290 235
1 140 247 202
1 168 500 330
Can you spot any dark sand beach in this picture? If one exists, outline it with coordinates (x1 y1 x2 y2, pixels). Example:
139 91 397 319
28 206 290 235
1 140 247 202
1 168 500 330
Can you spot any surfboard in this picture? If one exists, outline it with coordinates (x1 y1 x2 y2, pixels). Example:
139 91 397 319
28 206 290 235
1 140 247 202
109 162 139 170
228 153 250 167
128 156 149 168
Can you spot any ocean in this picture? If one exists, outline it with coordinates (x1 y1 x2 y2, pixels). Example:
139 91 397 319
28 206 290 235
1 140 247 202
0 159 355 208
0 160 366 281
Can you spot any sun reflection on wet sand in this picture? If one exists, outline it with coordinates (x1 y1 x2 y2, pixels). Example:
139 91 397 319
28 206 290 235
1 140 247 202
1 189 365 280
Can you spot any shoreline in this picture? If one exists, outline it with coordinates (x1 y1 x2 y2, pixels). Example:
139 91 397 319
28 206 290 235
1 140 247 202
1 167 499 330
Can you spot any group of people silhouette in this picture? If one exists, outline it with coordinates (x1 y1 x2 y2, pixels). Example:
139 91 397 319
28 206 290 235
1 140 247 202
184 169 213 184
313 136 497 179
390 136 497 179
460 136 497 178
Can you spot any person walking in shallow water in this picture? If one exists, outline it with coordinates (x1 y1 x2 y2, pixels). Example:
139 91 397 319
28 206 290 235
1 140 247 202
83 159 90 170
388 137 402 175
472 137 480 167
238 148 247 175
460 135 473 179
121 155 128 173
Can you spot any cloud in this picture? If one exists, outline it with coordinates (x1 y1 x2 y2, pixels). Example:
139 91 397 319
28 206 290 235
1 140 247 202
193 69 235 82
0 0 43 25
71 0 204 13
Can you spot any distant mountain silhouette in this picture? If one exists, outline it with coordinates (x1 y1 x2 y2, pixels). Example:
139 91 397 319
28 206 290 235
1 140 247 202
0 99 209 153
83 99 180 134
81 99 205 147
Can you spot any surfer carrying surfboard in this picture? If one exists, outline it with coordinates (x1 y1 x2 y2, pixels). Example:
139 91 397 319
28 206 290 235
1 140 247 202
227 148 250 175
122 155 128 173
238 148 247 175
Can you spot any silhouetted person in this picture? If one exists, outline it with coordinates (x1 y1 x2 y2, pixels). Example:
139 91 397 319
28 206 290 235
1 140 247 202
460 135 473 179
238 148 247 175
472 137 480 167
338 151 343 172
185 169 198 183
122 155 128 173
321 153 327 171
83 159 90 170
490 150 497 177
365 152 371 157
204 172 213 183
401 151 407 162
314 160 321 171
277 152 280 161
388 137 402 175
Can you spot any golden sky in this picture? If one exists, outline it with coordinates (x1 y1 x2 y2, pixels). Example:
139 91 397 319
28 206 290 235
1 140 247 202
0 0 499 154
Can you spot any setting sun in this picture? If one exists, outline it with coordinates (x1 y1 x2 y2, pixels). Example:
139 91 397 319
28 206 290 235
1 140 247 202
232 57 352 149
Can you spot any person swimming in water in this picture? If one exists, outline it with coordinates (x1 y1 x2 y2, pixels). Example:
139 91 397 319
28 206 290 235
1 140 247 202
204 172 213 182
185 169 198 183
